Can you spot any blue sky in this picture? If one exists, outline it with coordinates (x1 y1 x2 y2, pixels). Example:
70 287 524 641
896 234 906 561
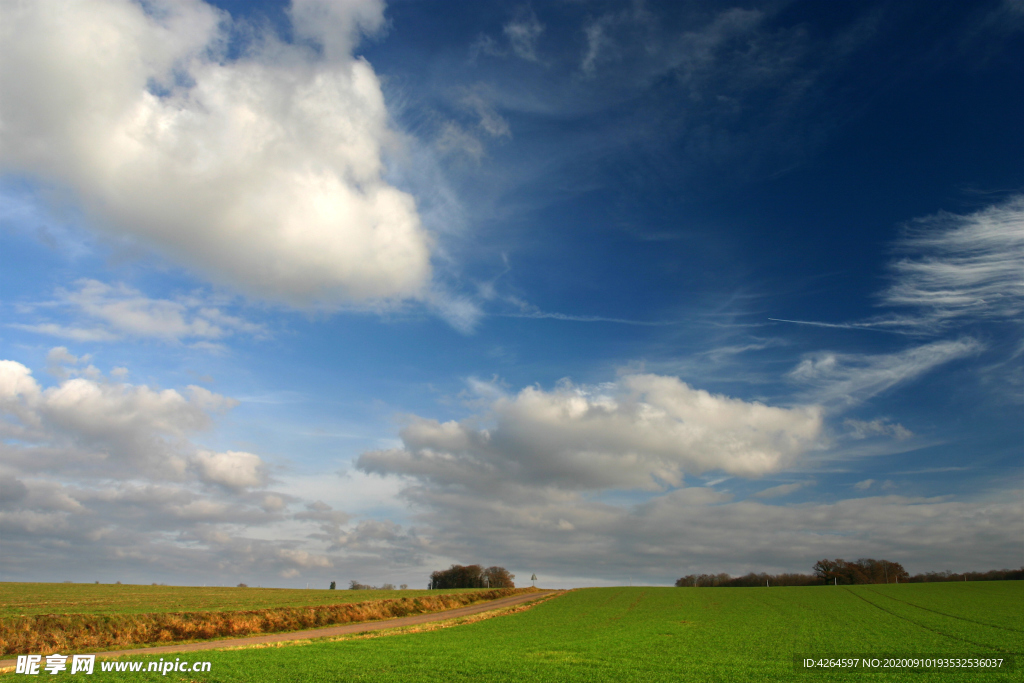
1 0 1021 589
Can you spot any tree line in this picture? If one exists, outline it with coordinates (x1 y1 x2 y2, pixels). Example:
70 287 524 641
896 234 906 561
903 568 1024 583
429 564 515 589
676 559 1024 587
675 572 822 587
346 581 408 590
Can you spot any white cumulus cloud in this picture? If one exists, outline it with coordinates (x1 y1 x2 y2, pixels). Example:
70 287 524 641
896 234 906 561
0 0 432 306
359 373 824 492
0 355 381 586
195 450 268 491
0 357 239 480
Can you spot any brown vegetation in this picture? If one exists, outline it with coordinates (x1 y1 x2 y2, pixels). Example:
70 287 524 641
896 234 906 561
0 588 531 656
235 590 564 653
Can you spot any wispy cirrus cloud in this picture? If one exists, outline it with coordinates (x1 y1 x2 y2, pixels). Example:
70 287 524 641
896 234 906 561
503 9 545 62
788 338 982 407
767 317 914 334
10 323 120 343
774 195 1024 334
753 480 814 498
842 417 912 440
468 7 545 64
497 311 678 326
12 279 265 344
882 195 1024 327
771 197 1021 407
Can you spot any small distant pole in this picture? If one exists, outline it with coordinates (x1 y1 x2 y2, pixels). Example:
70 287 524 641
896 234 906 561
766 579 769 588
835 577 837 586
531 573 537 588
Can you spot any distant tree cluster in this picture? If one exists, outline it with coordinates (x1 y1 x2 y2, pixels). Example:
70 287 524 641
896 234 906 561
813 558 909 585
675 559 907 587
676 559 1024 587
905 568 1024 583
348 581 403 590
429 564 515 589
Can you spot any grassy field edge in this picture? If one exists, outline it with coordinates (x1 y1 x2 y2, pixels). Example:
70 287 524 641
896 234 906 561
0 583 493 618
0 587 537 656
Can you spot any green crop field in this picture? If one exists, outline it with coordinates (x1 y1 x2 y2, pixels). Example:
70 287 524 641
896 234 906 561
58 582 1022 682
0 583 479 618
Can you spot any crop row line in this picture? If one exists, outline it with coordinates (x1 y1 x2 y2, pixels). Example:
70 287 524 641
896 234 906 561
840 588 1018 655
861 587 1023 634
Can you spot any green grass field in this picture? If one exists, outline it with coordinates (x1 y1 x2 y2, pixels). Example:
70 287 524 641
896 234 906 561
56 582 1022 682
0 583 478 618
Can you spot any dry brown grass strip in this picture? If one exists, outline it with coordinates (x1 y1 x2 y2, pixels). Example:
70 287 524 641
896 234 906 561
229 590 565 651
0 588 531 655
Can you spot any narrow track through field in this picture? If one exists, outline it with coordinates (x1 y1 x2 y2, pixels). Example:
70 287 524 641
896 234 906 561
0 590 556 670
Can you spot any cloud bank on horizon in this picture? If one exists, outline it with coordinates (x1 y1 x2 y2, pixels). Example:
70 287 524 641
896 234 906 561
1 0 1022 588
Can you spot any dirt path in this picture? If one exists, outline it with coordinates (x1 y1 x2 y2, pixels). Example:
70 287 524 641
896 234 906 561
0 590 555 669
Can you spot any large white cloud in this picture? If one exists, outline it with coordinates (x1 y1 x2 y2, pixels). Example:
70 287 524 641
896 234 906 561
359 374 824 492
0 0 432 306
